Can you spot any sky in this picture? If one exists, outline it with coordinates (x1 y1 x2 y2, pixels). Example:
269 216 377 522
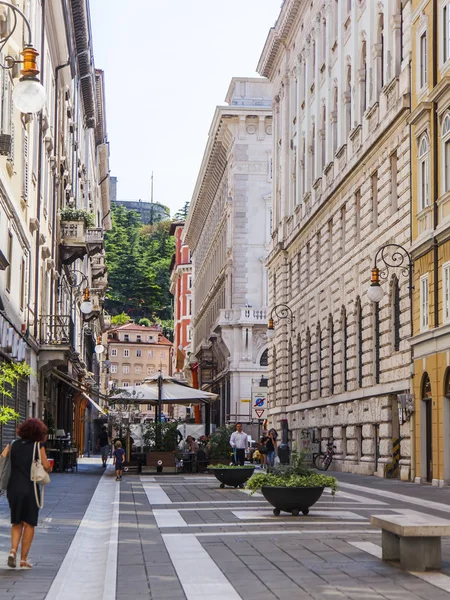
89 0 281 217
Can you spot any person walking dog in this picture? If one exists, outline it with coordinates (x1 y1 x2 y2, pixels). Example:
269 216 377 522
229 422 249 466
1 418 52 569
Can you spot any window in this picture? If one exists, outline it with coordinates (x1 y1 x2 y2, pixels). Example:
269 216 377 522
444 262 450 323
373 303 380 384
356 297 363 387
188 298 192 316
148 350 153 358
390 152 398 213
345 64 352 135
378 13 385 90
332 86 338 154
124 334 129 342
123 349 130 358
444 3 450 63
420 274 429 332
418 135 430 210
297 334 302 401
135 383 141 387
341 306 348 391
147 366 153 374
6 230 12 292
135 366 142 374
148 335 154 342
188 275 192 289
371 173 378 230
288 340 293 400
306 328 311 396
442 115 450 193
328 315 334 394
355 189 361 243
360 41 367 119
110 348 117 357
340 204 346 254
392 276 401 350
317 323 322 396
420 32 427 88
122 382 129 387
123 365 130 374
187 327 192 341
110 364 117 373
20 257 25 310
136 349 142 357
136 335 142 342
260 348 268 367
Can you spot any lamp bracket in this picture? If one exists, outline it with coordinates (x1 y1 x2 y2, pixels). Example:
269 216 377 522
0 2 33 70
373 243 413 291
270 303 294 325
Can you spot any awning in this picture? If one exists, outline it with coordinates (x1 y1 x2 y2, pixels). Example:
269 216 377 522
111 375 218 406
51 369 107 415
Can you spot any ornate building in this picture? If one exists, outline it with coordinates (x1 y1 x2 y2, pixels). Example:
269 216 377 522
184 78 272 426
410 0 450 485
0 0 111 453
258 0 413 477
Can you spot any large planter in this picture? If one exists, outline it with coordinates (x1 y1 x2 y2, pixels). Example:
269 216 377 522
261 485 324 516
210 466 255 489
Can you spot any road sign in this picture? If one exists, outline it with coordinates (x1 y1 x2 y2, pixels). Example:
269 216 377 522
251 391 267 420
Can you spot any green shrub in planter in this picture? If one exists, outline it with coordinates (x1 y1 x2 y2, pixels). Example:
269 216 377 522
208 425 236 460
60 207 95 228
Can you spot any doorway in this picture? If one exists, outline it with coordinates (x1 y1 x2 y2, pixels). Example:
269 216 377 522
421 373 433 483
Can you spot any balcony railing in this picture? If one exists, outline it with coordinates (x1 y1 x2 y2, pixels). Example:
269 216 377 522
218 308 268 324
60 220 86 242
39 315 74 346
86 228 104 244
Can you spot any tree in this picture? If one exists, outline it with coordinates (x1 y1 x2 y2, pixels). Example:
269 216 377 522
0 361 32 424
173 202 190 221
138 318 151 327
111 312 131 326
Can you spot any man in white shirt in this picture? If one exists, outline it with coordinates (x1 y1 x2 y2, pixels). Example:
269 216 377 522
229 422 249 466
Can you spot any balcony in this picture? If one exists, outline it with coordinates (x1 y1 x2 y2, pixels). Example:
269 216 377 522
91 254 107 278
39 315 74 346
60 220 87 265
94 275 108 290
86 228 104 255
217 308 268 326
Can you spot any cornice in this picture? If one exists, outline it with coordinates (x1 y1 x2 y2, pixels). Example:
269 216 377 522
257 0 302 80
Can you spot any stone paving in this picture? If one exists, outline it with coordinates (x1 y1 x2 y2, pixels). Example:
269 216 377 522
5 462 450 599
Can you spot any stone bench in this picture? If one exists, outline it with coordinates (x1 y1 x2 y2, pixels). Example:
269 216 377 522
371 513 450 571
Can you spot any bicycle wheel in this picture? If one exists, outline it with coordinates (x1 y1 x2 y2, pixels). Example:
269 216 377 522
314 453 331 471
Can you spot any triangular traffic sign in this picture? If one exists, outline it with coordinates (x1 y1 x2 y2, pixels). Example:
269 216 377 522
255 409 265 418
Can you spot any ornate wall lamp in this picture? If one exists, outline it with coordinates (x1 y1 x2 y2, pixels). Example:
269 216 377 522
0 1 46 113
266 304 294 339
367 244 413 305
60 270 93 315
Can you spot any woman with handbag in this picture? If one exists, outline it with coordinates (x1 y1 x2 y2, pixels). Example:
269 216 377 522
0 418 52 569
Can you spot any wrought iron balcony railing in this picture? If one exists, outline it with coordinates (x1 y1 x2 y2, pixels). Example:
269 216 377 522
39 315 74 346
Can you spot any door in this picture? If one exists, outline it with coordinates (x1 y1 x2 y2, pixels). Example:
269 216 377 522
425 399 433 482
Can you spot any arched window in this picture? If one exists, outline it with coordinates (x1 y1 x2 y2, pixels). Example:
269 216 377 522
332 84 338 154
297 333 302 401
321 104 326 171
345 63 352 136
373 301 380 384
422 372 432 399
391 275 401 351
317 322 322 396
306 327 311 396
360 40 367 119
444 367 450 398
300 136 306 199
377 12 385 92
288 339 293 400
310 120 316 182
341 306 348 391
328 314 334 394
321 18 327 67
260 348 268 367
418 135 430 210
442 114 450 193
356 297 363 387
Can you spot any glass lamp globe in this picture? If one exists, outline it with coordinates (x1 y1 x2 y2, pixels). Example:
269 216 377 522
80 299 93 315
12 78 46 114
266 327 275 340
367 284 384 303
95 343 105 354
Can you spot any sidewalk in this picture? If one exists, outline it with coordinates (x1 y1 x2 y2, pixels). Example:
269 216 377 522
4 467 450 599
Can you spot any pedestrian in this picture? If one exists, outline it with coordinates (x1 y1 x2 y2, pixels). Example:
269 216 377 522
259 430 269 468
230 422 249 466
113 441 126 481
1 418 53 569
96 425 110 468
266 428 278 467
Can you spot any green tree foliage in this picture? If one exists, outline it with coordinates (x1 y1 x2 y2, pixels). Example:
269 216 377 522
104 205 175 320
173 202 190 221
138 318 151 327
0 361 32 424
111 312 131 326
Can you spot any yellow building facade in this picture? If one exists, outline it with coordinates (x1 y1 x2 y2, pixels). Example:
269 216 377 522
411 0 450 484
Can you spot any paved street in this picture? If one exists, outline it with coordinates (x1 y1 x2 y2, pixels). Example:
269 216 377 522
5 462 450 599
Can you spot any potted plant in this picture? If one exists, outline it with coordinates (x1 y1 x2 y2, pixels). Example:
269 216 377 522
143 421 179 470
60 207 96 228
208 463 255 489
207 425 235 465
245 452 338 516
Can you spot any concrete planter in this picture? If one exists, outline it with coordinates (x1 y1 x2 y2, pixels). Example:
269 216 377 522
261 485 325 516
209 466 255 489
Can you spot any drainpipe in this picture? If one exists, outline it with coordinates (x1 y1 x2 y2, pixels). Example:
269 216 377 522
433 0 439 329
32 0 46 338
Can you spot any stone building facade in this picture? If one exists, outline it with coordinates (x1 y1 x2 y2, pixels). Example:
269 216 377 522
184 78 272 427
258 0 413 478
410 0 450 485
0 0 111 453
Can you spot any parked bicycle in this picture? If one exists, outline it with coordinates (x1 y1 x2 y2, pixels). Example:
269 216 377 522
313 438 336 471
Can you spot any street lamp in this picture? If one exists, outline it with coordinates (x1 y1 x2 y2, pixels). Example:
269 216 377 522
366 244 413 304
0 2 46 113
267 304 294 339
94 336 105 355
80 288 93 315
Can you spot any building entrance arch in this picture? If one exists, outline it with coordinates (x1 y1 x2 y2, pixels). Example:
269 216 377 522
421 373 433 483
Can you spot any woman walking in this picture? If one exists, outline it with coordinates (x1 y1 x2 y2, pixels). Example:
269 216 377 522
1 418 52 569
266 428 278 468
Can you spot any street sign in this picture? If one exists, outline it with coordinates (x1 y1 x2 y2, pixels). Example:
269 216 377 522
251 391 267 420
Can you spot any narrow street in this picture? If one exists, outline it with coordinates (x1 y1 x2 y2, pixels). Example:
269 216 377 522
3 463 450 599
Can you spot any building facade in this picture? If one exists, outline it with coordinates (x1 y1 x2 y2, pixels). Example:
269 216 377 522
184 77 272 427
0 0 111 453
410 0 450 485
258 0 413 478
